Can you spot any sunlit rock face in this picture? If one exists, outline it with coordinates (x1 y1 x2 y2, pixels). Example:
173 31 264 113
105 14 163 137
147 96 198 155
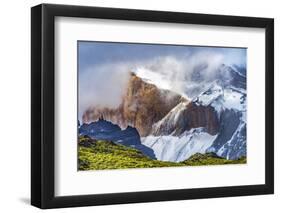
82 73 183 136
81 64 247 161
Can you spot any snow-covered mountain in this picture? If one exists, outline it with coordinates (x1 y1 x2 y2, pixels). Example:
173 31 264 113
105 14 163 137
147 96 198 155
193 71 247 160
80 63 247 162
142 128 217 162
140 65 247 161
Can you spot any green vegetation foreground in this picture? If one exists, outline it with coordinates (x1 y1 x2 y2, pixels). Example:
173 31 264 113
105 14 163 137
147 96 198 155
78 136 246 170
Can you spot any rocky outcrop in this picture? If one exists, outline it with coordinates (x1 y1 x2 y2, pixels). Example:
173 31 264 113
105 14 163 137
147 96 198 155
81 65 247 161
151 101 220 136
82 73 221 137
82 73 182 136
183 103 220 135
207 109 246 160
79 118 156 159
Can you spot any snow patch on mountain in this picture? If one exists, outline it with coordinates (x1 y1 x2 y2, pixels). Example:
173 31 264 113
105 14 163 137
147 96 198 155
152 101 189 133
229 65 246 78
216 122 246 159
132 67 190 99
133 67 172 91
145 78 247 161
194 81 246 115
141 128 217 162
81 63 247 162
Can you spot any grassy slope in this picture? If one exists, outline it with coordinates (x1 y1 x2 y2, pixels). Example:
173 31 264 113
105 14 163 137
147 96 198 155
78 136 246 170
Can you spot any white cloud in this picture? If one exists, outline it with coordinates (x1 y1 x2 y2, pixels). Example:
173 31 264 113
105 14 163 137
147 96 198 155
133 51 227 98
79 63 131 119
79 50 244 119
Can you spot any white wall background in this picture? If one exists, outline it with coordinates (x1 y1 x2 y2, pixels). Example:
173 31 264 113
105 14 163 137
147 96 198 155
0 0 279 212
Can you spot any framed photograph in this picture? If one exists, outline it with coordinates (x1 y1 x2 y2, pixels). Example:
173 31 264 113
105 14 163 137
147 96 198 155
31 4 274 209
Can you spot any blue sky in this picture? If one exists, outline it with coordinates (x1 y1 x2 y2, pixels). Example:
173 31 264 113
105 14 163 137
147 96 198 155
78 41 247 73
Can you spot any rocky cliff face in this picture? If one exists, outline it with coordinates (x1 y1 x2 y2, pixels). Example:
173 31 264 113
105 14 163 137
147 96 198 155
151 101 219 136
81 64 247 161
145 80 246 161
82 73 182 136
82 73 221 137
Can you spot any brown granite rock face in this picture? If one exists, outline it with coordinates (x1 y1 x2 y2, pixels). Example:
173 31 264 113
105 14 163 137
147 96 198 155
184 102 220 135
151 101 220 136
82 73 182 136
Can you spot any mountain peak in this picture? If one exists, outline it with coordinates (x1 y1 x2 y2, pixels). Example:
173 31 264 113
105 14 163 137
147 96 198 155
82 73 183 136
193 79 246 114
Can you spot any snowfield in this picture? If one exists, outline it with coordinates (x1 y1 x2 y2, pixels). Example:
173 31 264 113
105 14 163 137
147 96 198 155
141 128 217 162
194 81 246 113
142 79 247 162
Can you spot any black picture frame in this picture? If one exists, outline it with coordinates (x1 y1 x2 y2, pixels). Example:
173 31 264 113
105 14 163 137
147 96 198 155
31 3 274 209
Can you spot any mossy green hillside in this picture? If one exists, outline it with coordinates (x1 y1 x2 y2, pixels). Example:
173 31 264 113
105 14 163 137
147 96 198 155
78 140 181 170
182 153 246 166
78 136 246 170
